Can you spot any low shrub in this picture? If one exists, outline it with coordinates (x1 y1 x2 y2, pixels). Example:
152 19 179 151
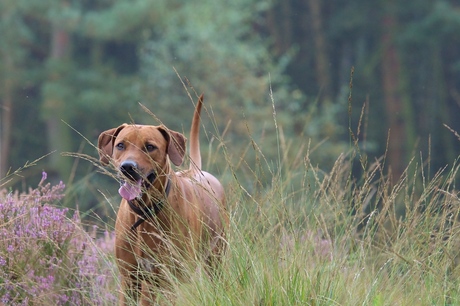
0 172 117 305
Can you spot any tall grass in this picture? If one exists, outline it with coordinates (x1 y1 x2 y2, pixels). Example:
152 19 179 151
165 137 460 305
1 108 460 305
133 100 460 305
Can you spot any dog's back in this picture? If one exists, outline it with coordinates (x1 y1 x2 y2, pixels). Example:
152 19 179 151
178 94 227 258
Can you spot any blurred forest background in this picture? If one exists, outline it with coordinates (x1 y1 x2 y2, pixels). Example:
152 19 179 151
1 0 460 214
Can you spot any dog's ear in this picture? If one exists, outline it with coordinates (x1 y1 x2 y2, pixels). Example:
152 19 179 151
159 126 187 166
98 124 127 165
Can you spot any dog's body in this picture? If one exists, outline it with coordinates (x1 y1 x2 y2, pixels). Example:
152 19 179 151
98 95 227 304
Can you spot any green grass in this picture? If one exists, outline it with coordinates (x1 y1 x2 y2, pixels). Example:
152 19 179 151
3 145 460 305
3 96 460 305
139 132 460 305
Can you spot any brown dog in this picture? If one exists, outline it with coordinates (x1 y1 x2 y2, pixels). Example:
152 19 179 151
98 95 227 304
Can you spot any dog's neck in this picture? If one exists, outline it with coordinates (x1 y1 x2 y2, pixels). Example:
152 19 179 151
140 160 172 202
128 174 172 231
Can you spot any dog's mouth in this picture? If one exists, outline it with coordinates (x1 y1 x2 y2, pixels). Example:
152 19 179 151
118 171 156 201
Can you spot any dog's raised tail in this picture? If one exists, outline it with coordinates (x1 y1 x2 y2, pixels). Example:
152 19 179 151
189 94 203 171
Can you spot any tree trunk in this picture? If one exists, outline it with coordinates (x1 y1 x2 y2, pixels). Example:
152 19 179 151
0 56 13 178
44 19 73 180
434 46 456 167
381 10 405 183
267 1 292 56
307 0 332 103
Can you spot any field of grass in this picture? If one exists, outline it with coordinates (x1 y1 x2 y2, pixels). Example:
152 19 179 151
1 114 460 305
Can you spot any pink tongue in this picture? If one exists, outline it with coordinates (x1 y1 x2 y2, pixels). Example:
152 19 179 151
118 180 142 201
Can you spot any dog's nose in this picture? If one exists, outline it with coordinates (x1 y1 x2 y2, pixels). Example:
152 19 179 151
120 160 141 181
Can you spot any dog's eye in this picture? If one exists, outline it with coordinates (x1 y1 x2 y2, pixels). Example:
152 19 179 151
145 144 156 152
116 142 125 150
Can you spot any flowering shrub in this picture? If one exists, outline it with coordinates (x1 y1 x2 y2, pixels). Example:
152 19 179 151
0 173 117 305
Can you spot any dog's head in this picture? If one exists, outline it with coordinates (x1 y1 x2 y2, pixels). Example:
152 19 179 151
98 124 186 200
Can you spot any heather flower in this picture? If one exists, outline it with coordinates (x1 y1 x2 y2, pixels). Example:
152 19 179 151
39 171 47 185
0 172 117 305
1 293 11 304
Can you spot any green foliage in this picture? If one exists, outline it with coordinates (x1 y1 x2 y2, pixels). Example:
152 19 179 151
2 0 460 213
401 1 460 45
81 0 159 40
139 0 281 129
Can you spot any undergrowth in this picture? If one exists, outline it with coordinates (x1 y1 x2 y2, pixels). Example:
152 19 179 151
1 100 460 305
169 140 460 306
0 172 117 305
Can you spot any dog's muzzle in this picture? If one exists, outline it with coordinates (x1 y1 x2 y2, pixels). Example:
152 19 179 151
120 160 139 180
118 160 156 201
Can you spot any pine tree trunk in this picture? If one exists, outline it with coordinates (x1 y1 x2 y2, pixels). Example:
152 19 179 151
44 21 73 180
0 56 13 178
267 1 292 56
307 0 331 103
381 11 405 183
